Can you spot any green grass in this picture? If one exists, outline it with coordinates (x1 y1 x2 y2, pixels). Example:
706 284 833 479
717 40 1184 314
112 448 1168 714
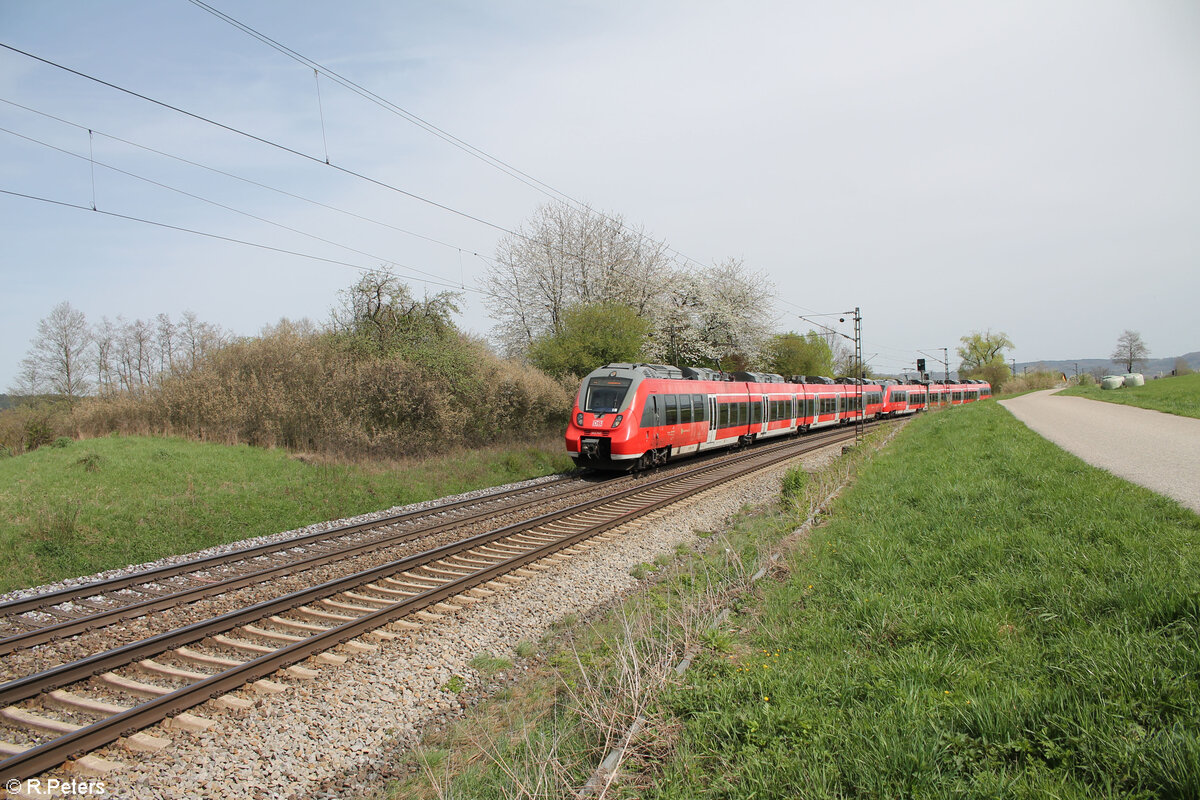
0 434 574 594
649 401 1200 799
1059 372 1200 418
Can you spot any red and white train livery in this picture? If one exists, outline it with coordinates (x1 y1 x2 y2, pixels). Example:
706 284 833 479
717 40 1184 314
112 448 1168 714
566 363 990 470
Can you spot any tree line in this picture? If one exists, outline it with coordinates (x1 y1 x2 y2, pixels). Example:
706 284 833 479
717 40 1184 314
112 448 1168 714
29 199 1162 456
956 328 1164 389
13 304 227 402
482 201 852 379
2 272 570 457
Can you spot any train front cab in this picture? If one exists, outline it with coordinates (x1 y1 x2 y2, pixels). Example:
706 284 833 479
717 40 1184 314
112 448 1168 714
567 363 759 470
567 365 643 468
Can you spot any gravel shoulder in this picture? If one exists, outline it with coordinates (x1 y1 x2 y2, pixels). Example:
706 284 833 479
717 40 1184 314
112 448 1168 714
999 389 1200 514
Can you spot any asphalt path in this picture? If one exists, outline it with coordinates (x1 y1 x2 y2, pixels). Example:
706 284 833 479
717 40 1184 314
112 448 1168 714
999 389 1200 514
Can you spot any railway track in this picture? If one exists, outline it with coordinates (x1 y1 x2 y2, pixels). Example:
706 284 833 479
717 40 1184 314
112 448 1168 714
0 424 868 784
0 476 589 656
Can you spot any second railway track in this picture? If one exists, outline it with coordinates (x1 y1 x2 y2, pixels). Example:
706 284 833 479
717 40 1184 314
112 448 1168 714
0 423 874 785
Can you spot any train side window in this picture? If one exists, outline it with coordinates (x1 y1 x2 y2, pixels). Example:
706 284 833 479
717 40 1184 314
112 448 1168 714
718 402 729 427
752 400 763 424
693 394 705 421
665 394 678 425
640 394 659 427
680 395 692 424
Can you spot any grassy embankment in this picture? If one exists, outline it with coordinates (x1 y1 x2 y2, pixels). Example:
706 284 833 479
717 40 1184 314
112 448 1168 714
381 401 1200 799
0 435 574 595
1059 372 1200 419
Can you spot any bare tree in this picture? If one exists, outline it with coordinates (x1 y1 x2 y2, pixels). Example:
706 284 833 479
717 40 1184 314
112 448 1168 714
179 310 226 372
1111 330 1150 373
155 313 178 376
483 201 674 357
93 316 120 394
14 302 93 402
115 318 155 391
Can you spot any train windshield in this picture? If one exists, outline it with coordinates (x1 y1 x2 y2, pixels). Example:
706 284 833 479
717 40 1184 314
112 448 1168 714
583 377 633 414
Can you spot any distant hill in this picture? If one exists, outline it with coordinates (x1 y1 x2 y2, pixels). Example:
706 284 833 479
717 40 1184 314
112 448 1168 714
1016 351 1200 379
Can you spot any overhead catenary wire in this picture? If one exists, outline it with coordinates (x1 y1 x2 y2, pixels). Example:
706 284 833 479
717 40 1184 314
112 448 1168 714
0 187 483 296
0 42 519 238
0 45 697 285
183 0 716 273
2 35 882 349
0 97 488 259
0 124 465 289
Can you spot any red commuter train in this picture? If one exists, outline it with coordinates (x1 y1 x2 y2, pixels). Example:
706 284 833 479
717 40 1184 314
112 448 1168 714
566 363 991 470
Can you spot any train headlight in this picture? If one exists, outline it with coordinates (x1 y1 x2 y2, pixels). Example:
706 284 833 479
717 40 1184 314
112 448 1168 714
576 413 584 426
611 414 623 428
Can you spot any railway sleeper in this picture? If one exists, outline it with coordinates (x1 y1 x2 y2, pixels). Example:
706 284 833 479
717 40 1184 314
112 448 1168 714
422 563 475 578
174 646 244 669
99 671 172 697
509 531 559 542
47 690 128 716
319 597 380 614
341 591 393 607
366 582 418 597
446 554 500 568
475 544 527 557
209 634 274 655
296 605 357 623
3 706 82 735
1 740 31 756
244 623 306 642
387 576 440 591
136 659 209 682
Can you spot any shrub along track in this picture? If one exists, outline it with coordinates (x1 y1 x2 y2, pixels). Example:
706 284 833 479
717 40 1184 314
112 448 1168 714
0 423 875 785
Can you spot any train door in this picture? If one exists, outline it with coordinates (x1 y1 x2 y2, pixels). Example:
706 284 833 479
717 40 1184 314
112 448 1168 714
760 396 768 434
707 396 718 444
642 394 662 450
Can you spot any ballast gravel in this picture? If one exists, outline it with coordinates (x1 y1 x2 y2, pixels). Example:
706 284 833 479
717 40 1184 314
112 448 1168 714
10 446 845 800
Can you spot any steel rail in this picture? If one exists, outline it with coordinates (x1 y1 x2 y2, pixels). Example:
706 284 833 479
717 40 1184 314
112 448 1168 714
0 422 865 654
0 426 867 782
0 432 816 782
0 424 883 782
0 476 584 654
0 475 578 618
0 426 853 708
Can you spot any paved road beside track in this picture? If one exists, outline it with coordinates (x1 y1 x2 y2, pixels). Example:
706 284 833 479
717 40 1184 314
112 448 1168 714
999 389 1200 514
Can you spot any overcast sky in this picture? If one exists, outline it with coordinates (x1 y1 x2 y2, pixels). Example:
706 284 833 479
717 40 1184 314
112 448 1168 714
2 0 1197 387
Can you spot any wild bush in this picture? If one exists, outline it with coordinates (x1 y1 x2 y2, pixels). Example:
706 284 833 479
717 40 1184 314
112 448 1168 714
1001 370 1061 393
69 323 572 459
0 400 72 455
